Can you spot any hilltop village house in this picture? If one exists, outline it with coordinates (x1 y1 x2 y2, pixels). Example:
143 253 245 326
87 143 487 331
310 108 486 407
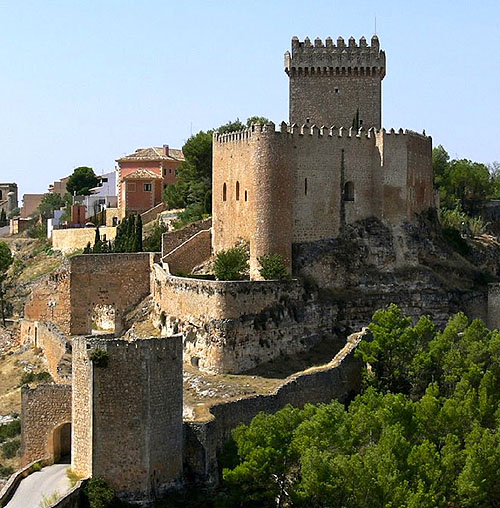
19 35 443 504
116 145 184 216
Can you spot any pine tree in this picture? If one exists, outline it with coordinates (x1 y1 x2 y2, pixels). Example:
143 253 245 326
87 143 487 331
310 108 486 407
135 214 143 252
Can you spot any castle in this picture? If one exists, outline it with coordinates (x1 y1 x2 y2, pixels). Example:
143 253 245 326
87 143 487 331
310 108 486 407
18 35 441 504
213 35 434 277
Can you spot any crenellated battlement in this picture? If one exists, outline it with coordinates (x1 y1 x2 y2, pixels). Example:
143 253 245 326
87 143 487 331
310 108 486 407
285 35 386 78
214 122 429 145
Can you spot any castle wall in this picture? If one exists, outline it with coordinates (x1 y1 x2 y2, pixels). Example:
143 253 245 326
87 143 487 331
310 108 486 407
20 320 70 384
184 332 364 484
21 384 72 466
52 226 117 254
289 73 382 129
69 253 154 335
153 264 336 373
72 336 183 502
162 229 211 274
162 218 212 257
212 130 257 256
24 266 72 335
286 36 385 129
488 283 500 330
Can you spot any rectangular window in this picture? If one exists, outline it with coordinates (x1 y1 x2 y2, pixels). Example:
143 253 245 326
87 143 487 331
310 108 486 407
126 182 136 192
144 183 152 192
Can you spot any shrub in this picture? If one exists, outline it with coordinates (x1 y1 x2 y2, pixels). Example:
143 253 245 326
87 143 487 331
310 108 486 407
19 371 52 387
89 349 109 368
0 419 20 442
84 477 115 508
66 468 83 487
258 253 289 280
214 246 249 281
2 439 20 459
143 220 167 252
32 461 42 472
39 491 61 507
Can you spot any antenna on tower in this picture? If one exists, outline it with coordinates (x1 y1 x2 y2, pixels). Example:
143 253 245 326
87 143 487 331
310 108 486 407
374 14 377 35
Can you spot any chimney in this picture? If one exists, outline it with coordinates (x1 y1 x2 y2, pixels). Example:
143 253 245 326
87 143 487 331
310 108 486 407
163 144 169 156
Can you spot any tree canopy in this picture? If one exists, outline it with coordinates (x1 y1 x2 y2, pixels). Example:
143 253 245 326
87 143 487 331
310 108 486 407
66 166 98 196
37 193 67 220
218 306 500 508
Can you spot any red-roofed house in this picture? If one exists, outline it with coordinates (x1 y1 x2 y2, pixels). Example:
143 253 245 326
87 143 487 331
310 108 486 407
116 144 184 216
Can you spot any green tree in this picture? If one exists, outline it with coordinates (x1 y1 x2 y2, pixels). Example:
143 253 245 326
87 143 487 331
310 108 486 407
218 118 245 134
213 245 249 280
0 242 13 326
37 193 65 221
143 220 166 252
66 167 98 196
246 116 270 127
258 253 289 280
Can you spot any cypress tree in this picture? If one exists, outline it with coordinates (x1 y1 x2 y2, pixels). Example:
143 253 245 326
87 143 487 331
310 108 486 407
135 214 143 252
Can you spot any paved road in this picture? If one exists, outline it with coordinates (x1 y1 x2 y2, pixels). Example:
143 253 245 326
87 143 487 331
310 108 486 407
5 463 71 508
0 226 9 237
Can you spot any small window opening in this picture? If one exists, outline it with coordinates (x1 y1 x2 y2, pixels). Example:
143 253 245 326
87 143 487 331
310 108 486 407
304 177 308 196
144 183 152 192
343 181 354 201
223 182 227 201
244 190 248 202
236 181 240 201
335 87 339 94
306 117 310 124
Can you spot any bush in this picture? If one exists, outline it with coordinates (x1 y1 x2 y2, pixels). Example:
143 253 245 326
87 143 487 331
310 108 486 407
2 438 20 459
89 349 109 368
258 253 289 280
84 477 115 508
214 246 249 281
19 371 52 387
0 419 20 442
32 461 42 472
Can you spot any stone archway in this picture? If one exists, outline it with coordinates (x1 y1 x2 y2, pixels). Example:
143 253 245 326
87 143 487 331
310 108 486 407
51 422 71 464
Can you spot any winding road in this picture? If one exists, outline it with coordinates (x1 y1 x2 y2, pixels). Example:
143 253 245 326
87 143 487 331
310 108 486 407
5 463 71 508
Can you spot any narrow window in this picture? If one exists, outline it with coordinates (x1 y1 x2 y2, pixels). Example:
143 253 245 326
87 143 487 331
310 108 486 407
223 182 227 201
343 181 354 201
144 183 152 192
335 87 339 94
236 181 240 201
304 177 308 195
244 190 248 202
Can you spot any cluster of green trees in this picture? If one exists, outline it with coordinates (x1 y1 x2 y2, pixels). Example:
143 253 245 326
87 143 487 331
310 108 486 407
164 117 268 229
219 305 500 507
83 215 143 254
0 242 13 326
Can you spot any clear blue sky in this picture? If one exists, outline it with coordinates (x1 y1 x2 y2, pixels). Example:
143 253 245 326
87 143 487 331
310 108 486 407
0 0 498 196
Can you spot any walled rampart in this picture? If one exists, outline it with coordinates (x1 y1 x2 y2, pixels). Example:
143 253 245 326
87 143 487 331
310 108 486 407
162 229 211 274
184 330 365 484
162 218 212 256
69 253 155 335
20 320 71 384
141 202 166 225
213 123 433 272
72 336 183 503
52 227 117 254
21 384 72 466
24 265 71 335
153 264 335 373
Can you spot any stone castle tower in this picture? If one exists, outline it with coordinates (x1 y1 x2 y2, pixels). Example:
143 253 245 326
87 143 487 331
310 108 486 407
285 35 386 128
213 35 434 279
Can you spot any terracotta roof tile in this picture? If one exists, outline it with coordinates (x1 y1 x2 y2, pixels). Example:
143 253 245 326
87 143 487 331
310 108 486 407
122 168 162 180
117 146 184 163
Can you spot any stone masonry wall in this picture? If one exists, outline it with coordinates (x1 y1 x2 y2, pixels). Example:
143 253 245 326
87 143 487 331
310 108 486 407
69 253 155 335
21 320 70 384
24 266 71 335
21 384 72 466
184 332 364 484
488 284 500 330
72 336 183 502
163 229 211 274
52 227 117 254
153 264 335 373
162 218 212 257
